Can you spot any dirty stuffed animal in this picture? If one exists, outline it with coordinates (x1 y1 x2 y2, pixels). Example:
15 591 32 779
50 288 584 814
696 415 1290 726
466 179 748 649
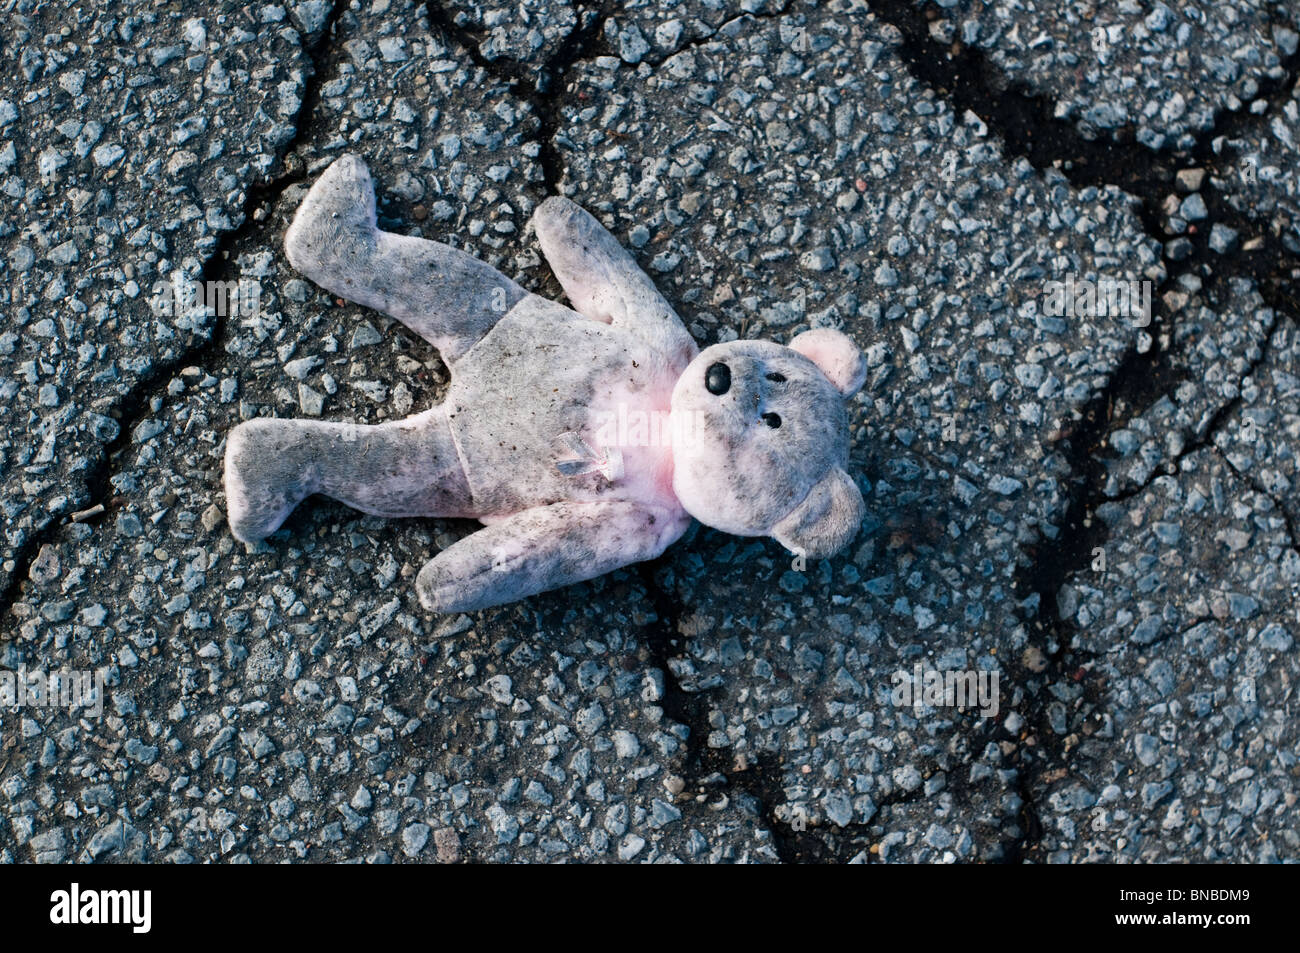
224 154 868 613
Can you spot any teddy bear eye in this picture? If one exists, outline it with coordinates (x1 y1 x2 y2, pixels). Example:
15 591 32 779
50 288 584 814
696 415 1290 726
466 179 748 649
762 412 782 429
765 372 787 383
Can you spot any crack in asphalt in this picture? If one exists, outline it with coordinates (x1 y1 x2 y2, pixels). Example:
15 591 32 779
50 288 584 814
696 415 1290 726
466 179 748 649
869 0 1300 862
1091 308 1290 517
635 555 874 863
638 551 1025 862
8 0 1300 864
1209 440 1300 553
636 1 798 69
0 0 350 634
423 1 804 194
489 0 1300 863
426 1 835 858
424 1 614 194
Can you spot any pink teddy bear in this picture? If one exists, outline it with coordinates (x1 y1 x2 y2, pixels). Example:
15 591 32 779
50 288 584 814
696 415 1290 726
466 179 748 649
224 155 867 612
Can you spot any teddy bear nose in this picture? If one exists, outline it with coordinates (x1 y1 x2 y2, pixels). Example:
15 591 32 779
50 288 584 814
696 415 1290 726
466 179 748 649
705 362 731 395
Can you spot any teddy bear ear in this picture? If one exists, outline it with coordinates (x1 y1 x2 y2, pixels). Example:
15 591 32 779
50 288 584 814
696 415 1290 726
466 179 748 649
789 328 867 397
771 467 865 560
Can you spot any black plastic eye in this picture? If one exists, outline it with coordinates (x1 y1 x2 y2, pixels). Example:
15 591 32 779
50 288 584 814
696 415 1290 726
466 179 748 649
705 362 731 395
762 412 782 429
765 372 787 382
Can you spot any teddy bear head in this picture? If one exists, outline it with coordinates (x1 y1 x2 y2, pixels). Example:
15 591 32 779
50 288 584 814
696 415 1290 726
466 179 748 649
670 328 868 559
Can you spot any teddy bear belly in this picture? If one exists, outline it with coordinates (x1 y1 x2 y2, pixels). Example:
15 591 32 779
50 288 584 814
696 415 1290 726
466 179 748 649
444 375 680 516
443 297 682 516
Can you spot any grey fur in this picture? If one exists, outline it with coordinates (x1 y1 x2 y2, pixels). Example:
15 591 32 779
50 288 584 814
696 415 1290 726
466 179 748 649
224 154 866 612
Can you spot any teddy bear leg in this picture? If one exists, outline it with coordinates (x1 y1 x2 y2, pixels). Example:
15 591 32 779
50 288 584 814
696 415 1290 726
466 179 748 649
285 154 529 362
224 411 472 543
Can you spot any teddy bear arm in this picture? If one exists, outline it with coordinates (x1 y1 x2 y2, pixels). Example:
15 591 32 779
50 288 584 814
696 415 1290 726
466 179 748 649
416 501 689 613
531 197 698 366
285 154 528 363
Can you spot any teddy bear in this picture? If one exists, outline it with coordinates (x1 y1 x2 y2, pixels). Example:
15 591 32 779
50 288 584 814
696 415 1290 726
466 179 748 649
224 154 868 612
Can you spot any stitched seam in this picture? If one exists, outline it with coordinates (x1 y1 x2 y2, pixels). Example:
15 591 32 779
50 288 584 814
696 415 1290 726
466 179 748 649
449 294 530 364
443 413 476 511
